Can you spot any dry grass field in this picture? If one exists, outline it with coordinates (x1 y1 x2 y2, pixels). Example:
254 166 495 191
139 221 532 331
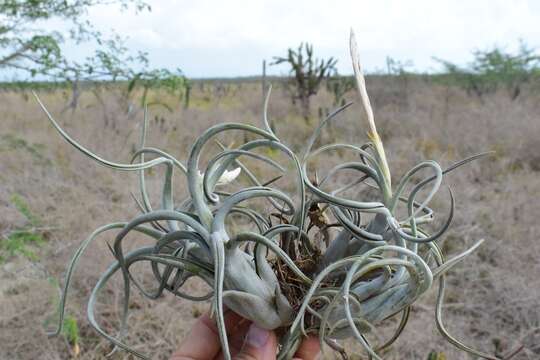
1 77 539 359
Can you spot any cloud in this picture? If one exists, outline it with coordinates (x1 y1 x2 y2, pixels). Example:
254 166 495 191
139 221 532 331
74 0 540 77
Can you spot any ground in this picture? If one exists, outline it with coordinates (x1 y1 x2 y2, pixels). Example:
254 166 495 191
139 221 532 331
1 77 539 359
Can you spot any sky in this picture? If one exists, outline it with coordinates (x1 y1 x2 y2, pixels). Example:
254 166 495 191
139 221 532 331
42 0 540 78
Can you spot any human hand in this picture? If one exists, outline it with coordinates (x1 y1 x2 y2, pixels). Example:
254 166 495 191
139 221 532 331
171 310 320 360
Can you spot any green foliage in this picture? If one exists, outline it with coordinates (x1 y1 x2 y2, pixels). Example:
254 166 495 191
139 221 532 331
434 41 540 100
128 68 190 109
62 316 80 345
0 0 149 78
426 351 446 360
11 193 40 226
0 194 44 262
0 134 50 164
385 56 414 76
1 0 191 114
1 230 44 261
272 42 337 120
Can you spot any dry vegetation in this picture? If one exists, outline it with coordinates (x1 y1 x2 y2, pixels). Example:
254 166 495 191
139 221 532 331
1 77 539 359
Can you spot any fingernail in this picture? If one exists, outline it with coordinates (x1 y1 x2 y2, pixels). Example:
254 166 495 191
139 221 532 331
245 323 270 348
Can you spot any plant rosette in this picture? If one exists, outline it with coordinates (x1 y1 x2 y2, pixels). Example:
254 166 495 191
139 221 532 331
38 31 505 360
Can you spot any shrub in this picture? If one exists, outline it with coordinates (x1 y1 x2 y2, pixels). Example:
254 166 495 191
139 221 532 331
434 41 540 100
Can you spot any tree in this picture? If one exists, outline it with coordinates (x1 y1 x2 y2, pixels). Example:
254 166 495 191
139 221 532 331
1 0 190 113
128 68 191 110
272 42 337 121
434 41 540 100
0 0 149 78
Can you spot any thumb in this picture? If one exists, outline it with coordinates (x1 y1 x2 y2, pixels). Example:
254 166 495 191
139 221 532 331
235 324 278 360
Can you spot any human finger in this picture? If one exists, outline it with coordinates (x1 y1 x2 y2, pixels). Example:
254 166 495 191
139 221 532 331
171 310 244 360
292 336 320 360
234 323 278 360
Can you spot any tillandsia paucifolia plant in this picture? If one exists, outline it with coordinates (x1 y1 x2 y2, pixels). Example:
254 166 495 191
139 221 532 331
36 30 510 360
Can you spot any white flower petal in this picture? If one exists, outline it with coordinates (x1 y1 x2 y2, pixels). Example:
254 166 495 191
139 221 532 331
216 167 241 185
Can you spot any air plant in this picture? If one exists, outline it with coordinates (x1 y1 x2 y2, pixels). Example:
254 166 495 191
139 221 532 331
37 31 507 360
